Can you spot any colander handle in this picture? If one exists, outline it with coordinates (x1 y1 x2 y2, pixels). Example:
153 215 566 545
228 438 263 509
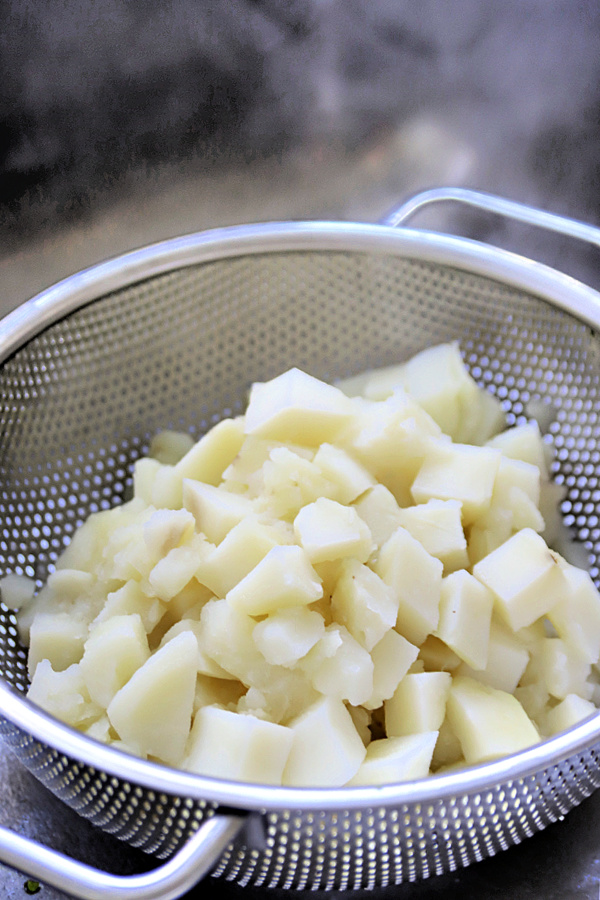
383 186 600 247
0 811 245 900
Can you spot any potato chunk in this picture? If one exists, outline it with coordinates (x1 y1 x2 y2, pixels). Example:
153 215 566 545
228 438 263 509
282 696 366 786
245 367 354 445
184 706 293 784
294 498 373 565
107 630 198 765
347 732 438 785
447 676 539 765
225 545 323 616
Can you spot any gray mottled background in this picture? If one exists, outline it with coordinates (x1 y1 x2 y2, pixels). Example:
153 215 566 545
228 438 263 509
1 1 600 898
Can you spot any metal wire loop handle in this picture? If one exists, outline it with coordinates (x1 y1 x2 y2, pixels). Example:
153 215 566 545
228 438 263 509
384 187 600 249
0 812 245 900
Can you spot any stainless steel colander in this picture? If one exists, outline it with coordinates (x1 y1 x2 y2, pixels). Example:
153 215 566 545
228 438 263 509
2 188 600 899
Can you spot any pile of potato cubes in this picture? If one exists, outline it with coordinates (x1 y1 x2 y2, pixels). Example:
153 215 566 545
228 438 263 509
4 342 600 787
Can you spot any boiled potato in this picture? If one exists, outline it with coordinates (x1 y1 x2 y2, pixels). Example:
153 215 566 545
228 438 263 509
16 342 600 786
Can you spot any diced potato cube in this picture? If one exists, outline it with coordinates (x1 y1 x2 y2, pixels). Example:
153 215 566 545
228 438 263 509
94 580 165 634
245 368 355 445
80 614 150 707
143 508 196 562
347 732 438 785
257 447 335 520
472 529 565 630
487 421 549 479
182 480 255 544
313 443 376 504
225 545 323 616
107 630 198 765
282 696 366 786
447 676 539 765
374 527 443 646
547 559 600 664
457 621 530 694
431 716 463 770
196 517 284 598
0 573 36 611
543 693 597 735
457 383 506 446
148 533 211 602
302 624 374 706
28 611 88 678
331 559 398 651
294 498 373 565
435 570 494 670
537 638 591 701
411 441 501 524
133 457 162 504
385 671 451 736
184 706 293 784
396 499 468 572
174 418 245 485
365 629 419 710
28 661 102 728
159 618 236 679
394 341 479 440
253 607 325 667
466 505 513 567
352 484 403 551
148 430 194 465
494 457 541 506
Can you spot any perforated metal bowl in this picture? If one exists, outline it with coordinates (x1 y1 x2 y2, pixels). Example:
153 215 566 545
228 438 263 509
2 189 600 899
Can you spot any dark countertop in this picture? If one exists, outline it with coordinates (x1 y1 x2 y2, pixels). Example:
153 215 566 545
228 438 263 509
2 2 600 897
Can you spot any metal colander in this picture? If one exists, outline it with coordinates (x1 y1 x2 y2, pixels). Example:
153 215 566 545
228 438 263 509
2 188 600 899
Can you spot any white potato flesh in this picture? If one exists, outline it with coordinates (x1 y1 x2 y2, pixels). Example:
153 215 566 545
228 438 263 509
143 508 196 563
374 527 443 646
352 484 403 551
312 443 376 504
28 611 89 678
184 706 293 784
149 430 194 465
393 341 479 440
457 621 530 695
244 368 355 445
107 630 198 765
294 498 373 565
487 421 549 479
147 533 211 602
196 517 284 598
282 696 366 786
435 570 494 670
396 499 468 573
0 573 36 611
447 676 539 765
21 344 600 789
543 694 597 735
547 559 600 664
331 559 398 651
174 418 245 485
28 661 102 728
365 629 420 710
93 580 165 634
302 624 374 706
226 545 323 616
80 614 150 708
182 480 255 544
411 441 501 525
347 732 438 785
385 671 451 736
253 607 325 667
472 529 564 630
